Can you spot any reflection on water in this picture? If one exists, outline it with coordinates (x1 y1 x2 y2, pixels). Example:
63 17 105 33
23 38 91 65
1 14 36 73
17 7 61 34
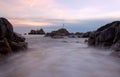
0 35 120 77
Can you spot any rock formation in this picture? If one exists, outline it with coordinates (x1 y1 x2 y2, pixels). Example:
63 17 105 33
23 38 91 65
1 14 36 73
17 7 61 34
45 28 69 38
0 17 27 56
28 28 45 35
88 21 120 56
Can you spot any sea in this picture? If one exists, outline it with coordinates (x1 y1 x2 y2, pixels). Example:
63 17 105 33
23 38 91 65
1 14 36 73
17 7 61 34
0 35 120 77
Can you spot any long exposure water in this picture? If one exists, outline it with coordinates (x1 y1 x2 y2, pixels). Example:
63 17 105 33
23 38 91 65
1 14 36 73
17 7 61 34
0 35 120 77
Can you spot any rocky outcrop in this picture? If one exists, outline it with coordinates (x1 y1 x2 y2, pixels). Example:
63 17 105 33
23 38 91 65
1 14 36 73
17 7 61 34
0 17 27 56
45 28 69 38
88 21 120 56
28 28 45 35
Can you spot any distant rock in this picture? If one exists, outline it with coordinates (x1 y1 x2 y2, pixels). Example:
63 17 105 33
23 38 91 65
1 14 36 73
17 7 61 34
0 17 27 56
45 28 92 38
45 28 69 38
28 28 45 35
88 21 120 56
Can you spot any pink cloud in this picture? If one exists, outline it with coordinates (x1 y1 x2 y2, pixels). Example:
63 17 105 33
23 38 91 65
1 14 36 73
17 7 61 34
9 18 52 26
0 0 120 23
0 0 62 18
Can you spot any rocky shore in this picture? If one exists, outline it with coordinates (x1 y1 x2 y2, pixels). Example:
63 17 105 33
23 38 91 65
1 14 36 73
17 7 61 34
88 21 120 56
0 17 27 56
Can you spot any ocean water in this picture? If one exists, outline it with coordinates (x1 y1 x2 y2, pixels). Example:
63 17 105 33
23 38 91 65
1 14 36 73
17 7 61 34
0 35 120 77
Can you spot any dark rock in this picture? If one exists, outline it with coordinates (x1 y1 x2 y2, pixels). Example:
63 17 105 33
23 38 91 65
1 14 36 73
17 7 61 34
0 17 13 41
38 28 45 34
96 27 116 47
10 41 27 51
88 21 120 56
81 32 92 38
46 28 69 38
45 33 51 37
0 17 28 56
0 38 13 55
13 32 25 42
88 32 96 46
96 21 120 32
29 30 36 34
88 21 120 46
53 28 69 36
112 40 120 51
28 28 45 35
75 32 83 35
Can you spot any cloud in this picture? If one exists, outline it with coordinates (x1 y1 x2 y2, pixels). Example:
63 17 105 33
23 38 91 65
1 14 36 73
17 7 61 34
0 0 60 17
1 0 120 19
0 0 120 27
9 18 52 26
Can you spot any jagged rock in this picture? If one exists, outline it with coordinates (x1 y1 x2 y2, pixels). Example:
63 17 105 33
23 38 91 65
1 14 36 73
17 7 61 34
0 17 27 56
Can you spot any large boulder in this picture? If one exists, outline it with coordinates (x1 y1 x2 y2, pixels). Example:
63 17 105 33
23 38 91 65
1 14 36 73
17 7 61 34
0 17 13 41
88 21 120 56
96 27 116 46
0 17 27 56
88 21 120 46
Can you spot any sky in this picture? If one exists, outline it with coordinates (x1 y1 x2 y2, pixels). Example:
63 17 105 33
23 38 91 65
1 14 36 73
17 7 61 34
0 0 120 33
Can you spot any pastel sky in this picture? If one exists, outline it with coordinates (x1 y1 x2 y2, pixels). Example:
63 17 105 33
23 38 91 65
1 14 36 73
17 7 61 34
0 0 120 33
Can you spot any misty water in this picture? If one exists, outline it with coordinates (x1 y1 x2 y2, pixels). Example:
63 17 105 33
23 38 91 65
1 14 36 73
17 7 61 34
0 35 120 77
